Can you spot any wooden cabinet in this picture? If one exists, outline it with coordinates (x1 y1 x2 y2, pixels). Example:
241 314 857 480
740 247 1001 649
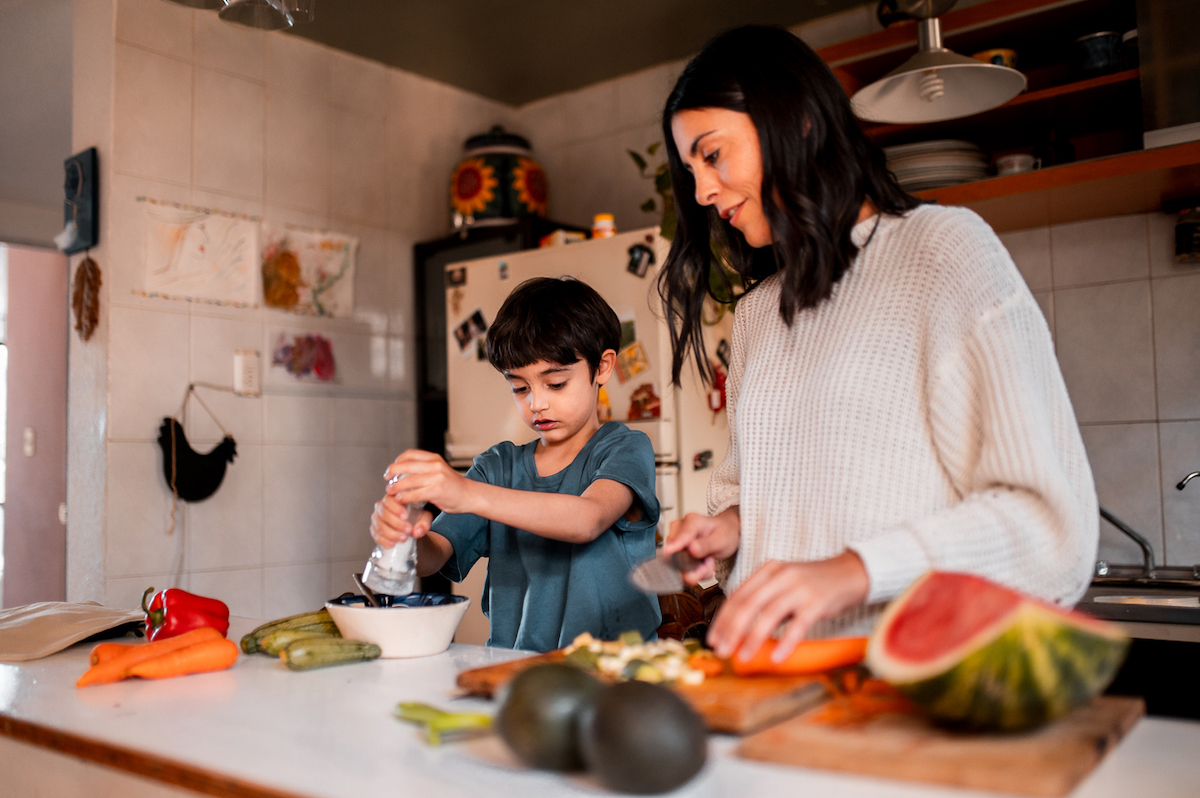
817 0 1200 231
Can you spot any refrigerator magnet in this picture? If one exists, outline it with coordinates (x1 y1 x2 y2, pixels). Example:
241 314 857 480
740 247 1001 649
616 340 650 383
627 243 654 278
615 306 638 351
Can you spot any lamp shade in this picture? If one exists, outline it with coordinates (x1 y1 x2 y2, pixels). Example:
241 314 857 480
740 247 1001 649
161 0 226 7
851 49 1027 124
218 0 293 29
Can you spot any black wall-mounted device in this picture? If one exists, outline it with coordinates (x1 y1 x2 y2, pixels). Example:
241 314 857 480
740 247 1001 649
63 147 99 255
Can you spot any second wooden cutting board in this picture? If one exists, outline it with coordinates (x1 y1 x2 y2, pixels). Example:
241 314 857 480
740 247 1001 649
456 651 828 735
737 695 1145 797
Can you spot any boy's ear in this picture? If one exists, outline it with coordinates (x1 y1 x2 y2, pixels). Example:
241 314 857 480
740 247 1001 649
594 349 618 386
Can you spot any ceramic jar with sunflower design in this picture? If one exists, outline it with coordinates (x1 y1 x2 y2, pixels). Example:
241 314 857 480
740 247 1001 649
450 126 548 229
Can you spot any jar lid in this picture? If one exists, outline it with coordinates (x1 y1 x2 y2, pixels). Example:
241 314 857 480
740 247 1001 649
463 125 530 153
593 213 615 222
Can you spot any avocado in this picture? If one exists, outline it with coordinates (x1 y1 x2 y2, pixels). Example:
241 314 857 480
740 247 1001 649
579 680 707 794
496 663 602 771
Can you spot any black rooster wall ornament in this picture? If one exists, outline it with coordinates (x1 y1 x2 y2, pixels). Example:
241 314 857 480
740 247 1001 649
158 418 236 502
158 385 237 513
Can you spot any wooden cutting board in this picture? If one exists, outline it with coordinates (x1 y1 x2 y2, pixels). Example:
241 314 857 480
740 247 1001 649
456 651 828 734
737 695 1145 797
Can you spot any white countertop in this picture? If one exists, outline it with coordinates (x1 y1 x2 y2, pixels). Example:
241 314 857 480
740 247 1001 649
1 617 1198 798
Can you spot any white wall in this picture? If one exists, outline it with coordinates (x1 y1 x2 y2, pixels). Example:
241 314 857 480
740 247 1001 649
0 0 73 247
69 0 514 615
1000 214 1200 569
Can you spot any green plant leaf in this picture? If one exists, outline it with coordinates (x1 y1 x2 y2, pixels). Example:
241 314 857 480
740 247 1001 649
640 198 657 213
654 166 673 195
647 142 661 155
628 149 648 173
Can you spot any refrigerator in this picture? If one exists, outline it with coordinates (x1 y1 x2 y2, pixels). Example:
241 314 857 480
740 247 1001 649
441 227 733 643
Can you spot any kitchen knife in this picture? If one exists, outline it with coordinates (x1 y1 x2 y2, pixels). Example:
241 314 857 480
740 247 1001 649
629 550 704 595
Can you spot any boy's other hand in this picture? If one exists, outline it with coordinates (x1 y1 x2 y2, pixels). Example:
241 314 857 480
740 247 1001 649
385 449 474 515
370 495 433 547
662 507 741 585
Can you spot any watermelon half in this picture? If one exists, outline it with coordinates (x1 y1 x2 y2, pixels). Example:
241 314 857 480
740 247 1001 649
866 571 1130 732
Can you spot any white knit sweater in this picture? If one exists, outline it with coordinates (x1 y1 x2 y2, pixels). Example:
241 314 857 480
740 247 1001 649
708 204 1098 637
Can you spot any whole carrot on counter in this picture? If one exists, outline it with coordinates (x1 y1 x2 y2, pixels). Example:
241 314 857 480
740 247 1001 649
77 626 225 687
125 637 239 680
88 641 138 666
729 637 868 677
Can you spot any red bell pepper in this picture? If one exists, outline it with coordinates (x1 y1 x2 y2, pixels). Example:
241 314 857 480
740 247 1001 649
141 586 230 641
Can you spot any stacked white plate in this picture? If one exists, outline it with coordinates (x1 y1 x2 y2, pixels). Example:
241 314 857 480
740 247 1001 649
884 140 989 192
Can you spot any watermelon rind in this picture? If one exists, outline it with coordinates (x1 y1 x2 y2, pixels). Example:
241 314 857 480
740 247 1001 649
867 573 1131 732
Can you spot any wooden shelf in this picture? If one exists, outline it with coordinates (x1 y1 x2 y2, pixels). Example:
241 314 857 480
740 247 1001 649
916 141 1200 231
814 0 1200 230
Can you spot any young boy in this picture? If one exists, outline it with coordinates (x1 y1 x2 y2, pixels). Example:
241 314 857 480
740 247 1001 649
370 277 661 652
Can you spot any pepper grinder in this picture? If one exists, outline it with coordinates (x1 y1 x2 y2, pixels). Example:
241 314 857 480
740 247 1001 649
362 474 426 596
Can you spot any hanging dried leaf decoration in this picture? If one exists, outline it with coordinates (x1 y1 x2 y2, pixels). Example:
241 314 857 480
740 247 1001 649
72 255 102 341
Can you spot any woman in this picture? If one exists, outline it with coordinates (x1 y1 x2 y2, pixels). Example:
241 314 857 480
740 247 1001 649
658 26 1097 664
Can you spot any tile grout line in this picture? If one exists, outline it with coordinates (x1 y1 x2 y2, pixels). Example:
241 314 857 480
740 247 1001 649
1142 214 1167 565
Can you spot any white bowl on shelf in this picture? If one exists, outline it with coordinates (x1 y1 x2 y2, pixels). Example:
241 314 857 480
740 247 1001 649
325 593 471 658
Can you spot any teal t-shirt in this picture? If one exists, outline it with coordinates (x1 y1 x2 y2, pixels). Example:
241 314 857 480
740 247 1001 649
433 421 662 652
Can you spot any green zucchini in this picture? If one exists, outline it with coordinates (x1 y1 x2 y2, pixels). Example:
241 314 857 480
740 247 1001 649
280 637 381 671
240 608 338 653
259 628 339 657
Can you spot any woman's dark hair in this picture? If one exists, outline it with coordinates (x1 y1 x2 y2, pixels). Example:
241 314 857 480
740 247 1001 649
657 25 919 385
486 276 621 378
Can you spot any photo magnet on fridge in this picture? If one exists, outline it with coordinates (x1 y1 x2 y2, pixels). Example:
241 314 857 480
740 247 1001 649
615 306 638 350
616 340 650 383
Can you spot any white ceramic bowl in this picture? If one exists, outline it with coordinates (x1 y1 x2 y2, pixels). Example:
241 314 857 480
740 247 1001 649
325 593 471 658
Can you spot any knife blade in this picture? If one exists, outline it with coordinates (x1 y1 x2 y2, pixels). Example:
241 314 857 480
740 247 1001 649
629 550 703 594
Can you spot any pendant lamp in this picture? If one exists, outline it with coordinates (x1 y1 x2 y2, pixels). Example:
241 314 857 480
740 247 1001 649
851 0 1026 124
160 0 226 8
218 0 294 30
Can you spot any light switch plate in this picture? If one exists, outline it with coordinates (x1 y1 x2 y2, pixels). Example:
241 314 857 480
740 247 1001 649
234 349 260 396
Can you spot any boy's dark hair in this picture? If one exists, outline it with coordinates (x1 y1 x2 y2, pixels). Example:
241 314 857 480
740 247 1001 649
486 277 621 379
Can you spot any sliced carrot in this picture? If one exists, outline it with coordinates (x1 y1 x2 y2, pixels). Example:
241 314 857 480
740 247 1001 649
126 638 238 680
89 641 138 666
806 674 919 726
687 652 725 678
729 636 868 677
76 626 223 687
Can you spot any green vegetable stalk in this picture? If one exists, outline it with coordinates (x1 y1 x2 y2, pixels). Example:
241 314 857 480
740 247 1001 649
393 702 493 745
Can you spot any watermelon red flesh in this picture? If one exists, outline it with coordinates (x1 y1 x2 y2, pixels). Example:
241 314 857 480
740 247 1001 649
867 571 1130 732
883 572 1019 663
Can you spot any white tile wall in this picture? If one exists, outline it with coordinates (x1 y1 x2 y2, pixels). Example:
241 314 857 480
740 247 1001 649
112 43 192 185
991 212 1200 569
194 68 265 199
89 0 521 616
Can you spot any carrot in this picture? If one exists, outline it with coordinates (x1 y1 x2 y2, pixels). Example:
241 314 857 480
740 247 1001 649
125 638 239 680
688 652 725 678
806 671 919 726
729 636 868 677
76 626 223 687
89 641 138 666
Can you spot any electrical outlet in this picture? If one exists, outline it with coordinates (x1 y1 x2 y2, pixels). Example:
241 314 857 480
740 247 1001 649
234 349 261 396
